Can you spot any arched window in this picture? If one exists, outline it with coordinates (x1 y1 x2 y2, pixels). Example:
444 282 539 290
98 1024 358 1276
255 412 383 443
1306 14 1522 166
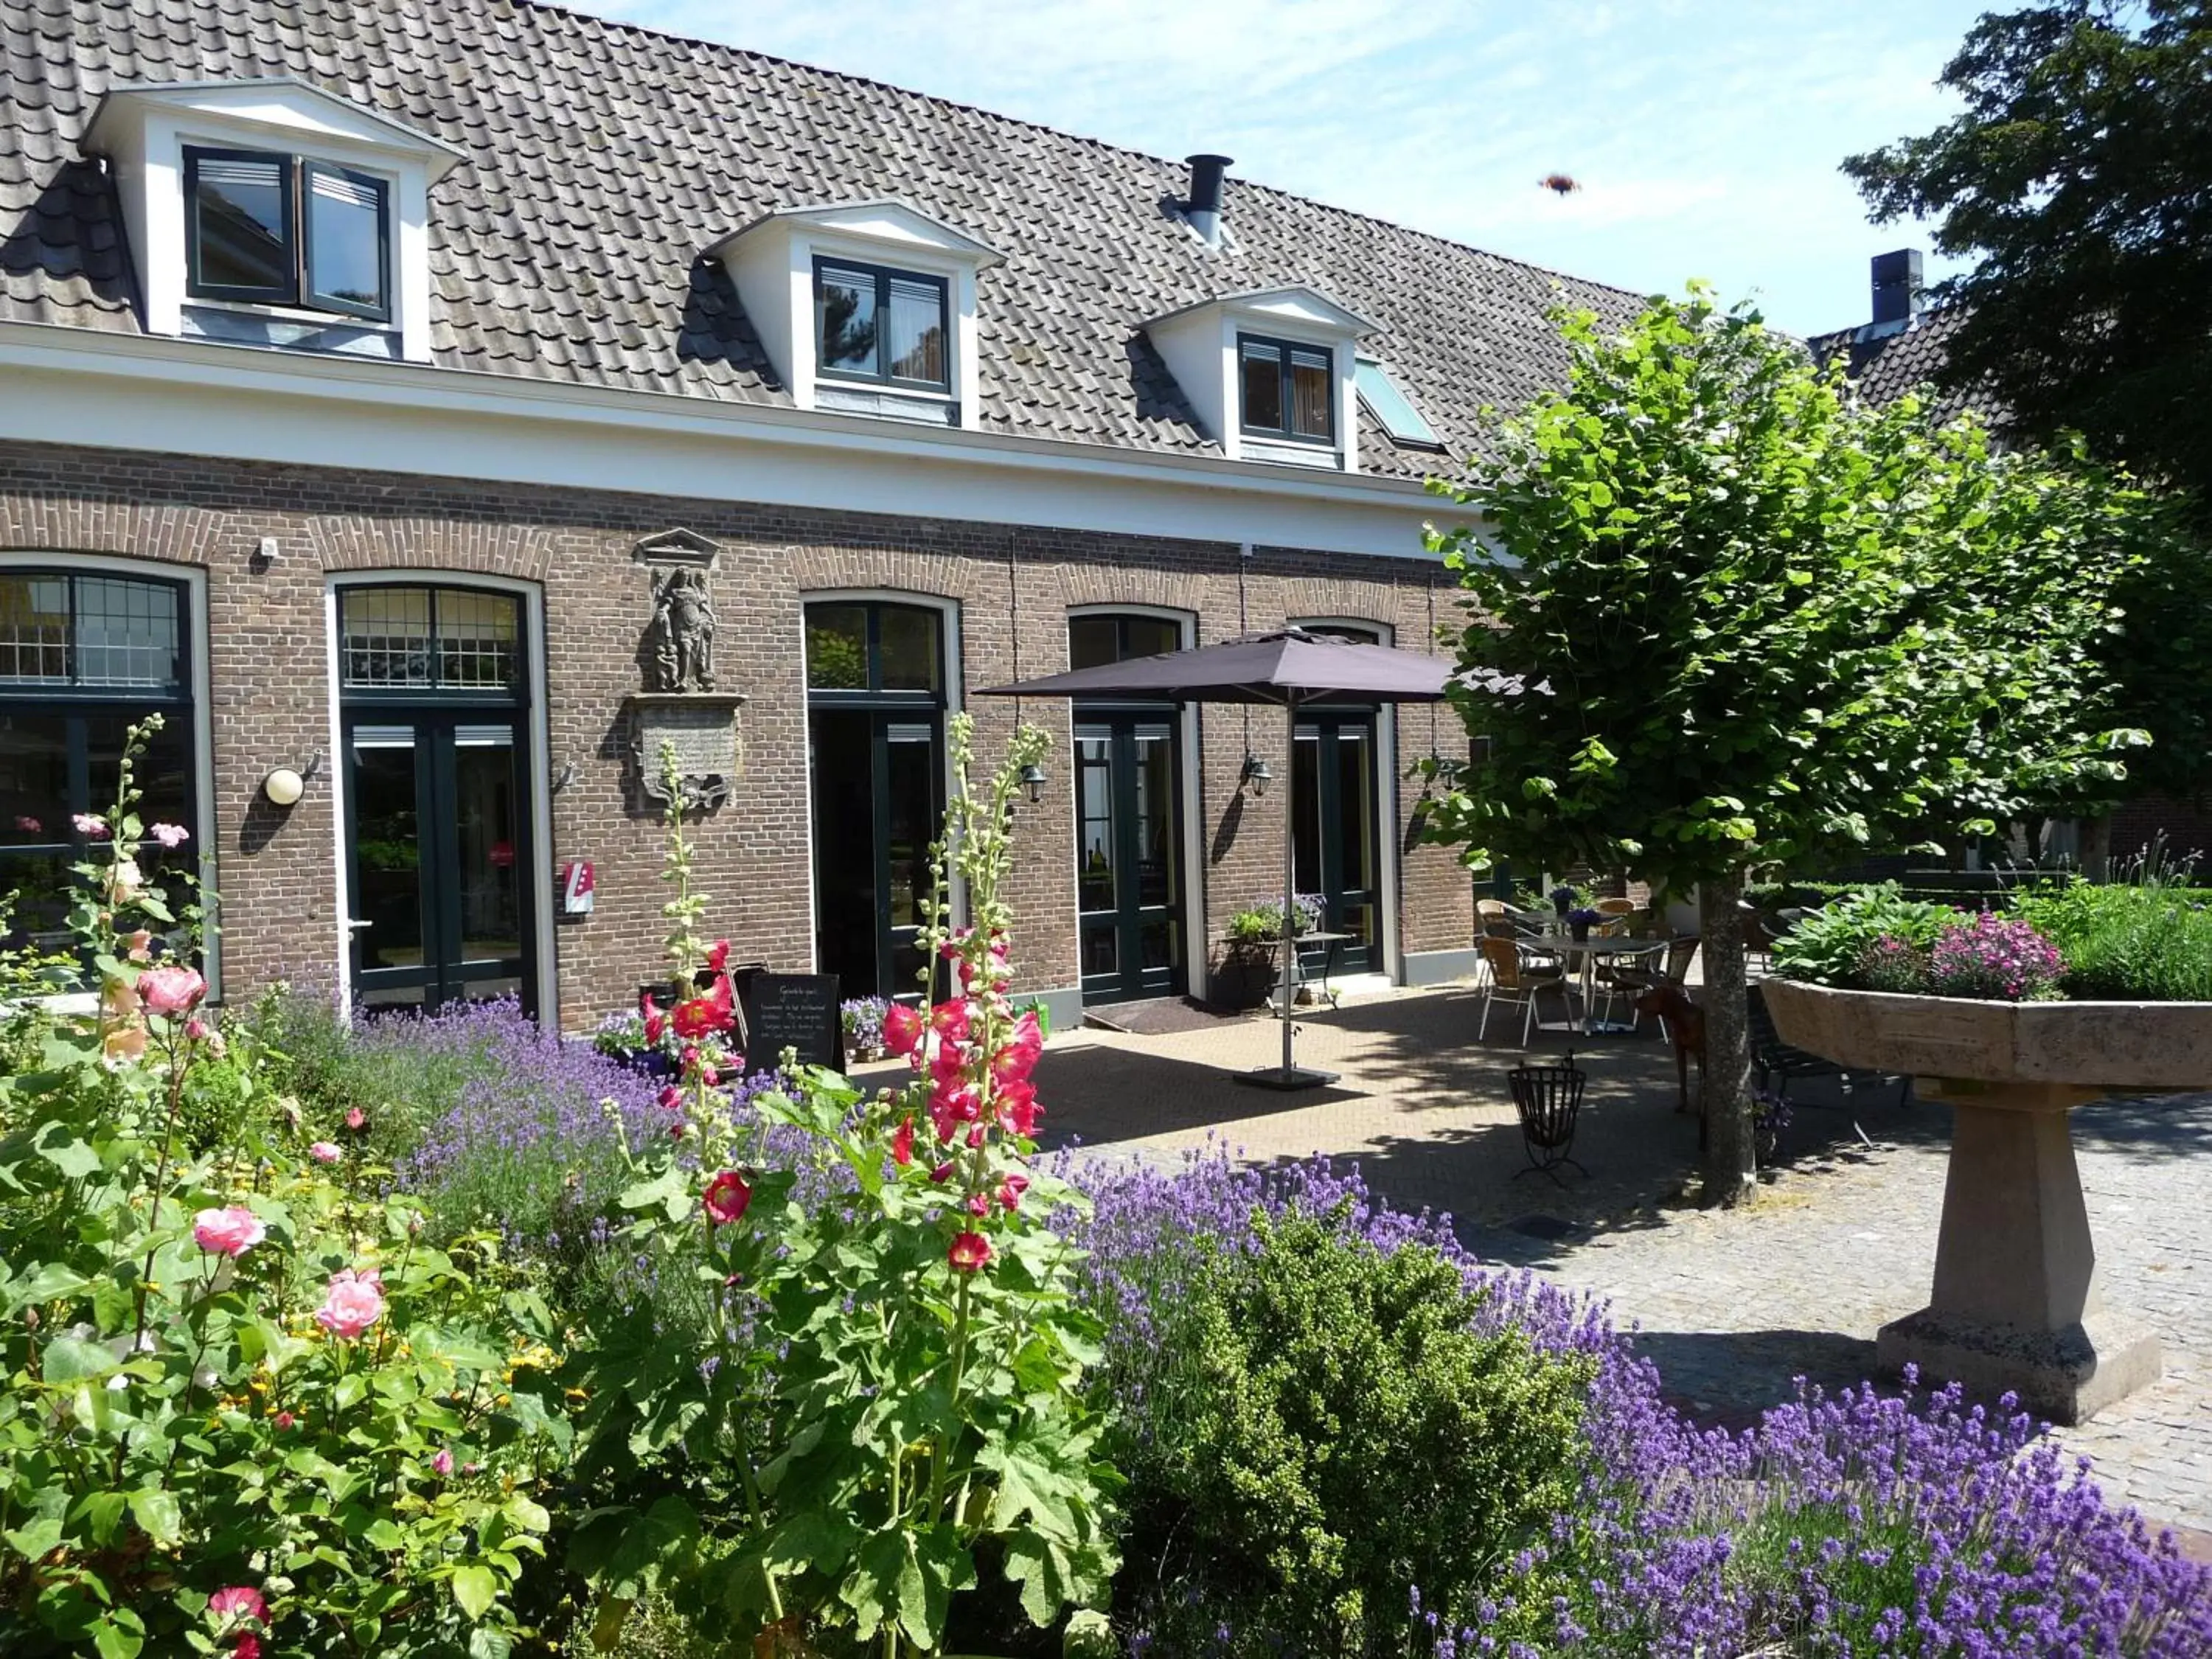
0 568 196 950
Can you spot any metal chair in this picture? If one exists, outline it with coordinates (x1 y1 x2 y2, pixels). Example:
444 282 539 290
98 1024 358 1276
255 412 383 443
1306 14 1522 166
1476 935 1566 1045
1509 1053 1589 1183
1746 982 1913 1144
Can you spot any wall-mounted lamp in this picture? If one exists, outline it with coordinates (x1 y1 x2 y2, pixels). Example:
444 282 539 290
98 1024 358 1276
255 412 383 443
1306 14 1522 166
551 761 577 795
1241 754 1273 797
262 750 324 808
1019 762 1048 804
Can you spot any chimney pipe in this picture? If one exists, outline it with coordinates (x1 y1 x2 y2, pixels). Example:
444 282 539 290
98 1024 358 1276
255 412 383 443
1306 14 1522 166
1186 153 1233 246
1871 248 1923 326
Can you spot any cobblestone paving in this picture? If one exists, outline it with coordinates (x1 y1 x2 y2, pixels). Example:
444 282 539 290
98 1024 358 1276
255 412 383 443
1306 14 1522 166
1028 984 2212 1539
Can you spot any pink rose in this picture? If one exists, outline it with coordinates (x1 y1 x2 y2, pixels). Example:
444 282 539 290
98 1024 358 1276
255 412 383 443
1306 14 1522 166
192 1206 265 1259
307 1141 342 1164
344 1107 366 1132
12 815 39 834
149 821 189 849
208 1585 267 1628
313 1267 384 1339
72 813 108 838
274 1411 296 1431
430 1447 454 1477
137 964 206 1017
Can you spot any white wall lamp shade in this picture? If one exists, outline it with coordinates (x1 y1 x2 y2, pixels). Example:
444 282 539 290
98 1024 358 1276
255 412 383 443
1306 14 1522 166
262 768 306 807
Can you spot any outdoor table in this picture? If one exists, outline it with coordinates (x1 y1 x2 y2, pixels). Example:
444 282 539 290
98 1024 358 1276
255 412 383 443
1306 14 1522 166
1270 931 1352 1010
1528 934 1663 1034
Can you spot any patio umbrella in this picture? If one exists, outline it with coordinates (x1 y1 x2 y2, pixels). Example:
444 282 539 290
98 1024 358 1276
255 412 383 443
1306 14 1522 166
981 628 1454 1089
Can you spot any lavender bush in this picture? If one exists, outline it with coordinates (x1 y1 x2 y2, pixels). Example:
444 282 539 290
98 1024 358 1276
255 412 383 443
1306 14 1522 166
1057 1144 2212 1657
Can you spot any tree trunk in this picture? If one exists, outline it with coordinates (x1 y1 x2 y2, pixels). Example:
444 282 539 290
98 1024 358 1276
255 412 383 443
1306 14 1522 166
1698 866 1756 1208
2080 813 2113 884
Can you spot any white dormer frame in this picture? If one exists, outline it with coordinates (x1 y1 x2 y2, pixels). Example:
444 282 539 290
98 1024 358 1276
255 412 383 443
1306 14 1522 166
1143 287 1380 473
708 201 1004 431
86 79 464 364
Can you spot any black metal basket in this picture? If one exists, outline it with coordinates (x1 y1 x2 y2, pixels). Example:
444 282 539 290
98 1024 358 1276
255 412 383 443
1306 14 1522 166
1508 1053 1589 1183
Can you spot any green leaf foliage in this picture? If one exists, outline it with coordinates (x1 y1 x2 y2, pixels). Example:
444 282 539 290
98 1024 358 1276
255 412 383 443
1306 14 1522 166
1770 884 1965 988
1108 1206 1599 1658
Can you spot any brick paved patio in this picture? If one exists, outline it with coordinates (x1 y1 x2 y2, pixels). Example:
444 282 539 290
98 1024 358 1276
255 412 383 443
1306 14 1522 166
1015 984 2212 1542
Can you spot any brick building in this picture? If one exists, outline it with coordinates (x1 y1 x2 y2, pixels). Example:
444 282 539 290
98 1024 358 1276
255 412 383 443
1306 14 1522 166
0 0 1639 1030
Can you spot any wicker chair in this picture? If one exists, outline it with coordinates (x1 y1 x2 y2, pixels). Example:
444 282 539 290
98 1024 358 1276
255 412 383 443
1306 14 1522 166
1476 935 1567 1045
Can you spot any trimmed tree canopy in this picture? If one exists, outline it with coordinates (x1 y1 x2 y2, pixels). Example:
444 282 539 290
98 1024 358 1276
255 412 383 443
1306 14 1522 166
1422 288 2153 896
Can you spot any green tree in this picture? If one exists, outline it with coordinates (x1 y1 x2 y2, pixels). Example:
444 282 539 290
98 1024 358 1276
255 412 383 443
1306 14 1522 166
1422 288 2151 1204
1843 1 2212 512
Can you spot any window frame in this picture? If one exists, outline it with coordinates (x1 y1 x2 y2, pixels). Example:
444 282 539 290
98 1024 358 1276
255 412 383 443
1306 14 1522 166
183 145 394 324
1353 355 1444 450
1238 331 1336 447
803 599 946 705
337 583 527 706
811 258 952 394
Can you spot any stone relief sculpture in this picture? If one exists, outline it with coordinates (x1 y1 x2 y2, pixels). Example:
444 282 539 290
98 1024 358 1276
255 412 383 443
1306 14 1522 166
645 567 717 692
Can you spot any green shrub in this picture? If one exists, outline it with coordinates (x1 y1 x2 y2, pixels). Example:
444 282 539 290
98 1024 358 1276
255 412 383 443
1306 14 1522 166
1769 884 1962 987
1113 1206 1597 1658
2013 880 2212 1002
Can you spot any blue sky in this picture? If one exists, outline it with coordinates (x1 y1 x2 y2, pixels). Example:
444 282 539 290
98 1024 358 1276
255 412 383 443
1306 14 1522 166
571 0 1988 335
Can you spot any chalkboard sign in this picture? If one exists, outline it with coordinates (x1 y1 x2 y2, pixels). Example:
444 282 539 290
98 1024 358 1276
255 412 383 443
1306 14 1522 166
737 971 844 1071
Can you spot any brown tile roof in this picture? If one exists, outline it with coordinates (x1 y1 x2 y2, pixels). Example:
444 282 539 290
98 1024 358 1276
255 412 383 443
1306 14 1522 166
1805 307 2000 429
0 0 1646 478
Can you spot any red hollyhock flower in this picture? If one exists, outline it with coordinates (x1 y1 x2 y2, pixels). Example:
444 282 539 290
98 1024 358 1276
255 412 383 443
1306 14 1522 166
967 1192 990 1216
233 1637 262 1659
928 1000 972 1044
992 1010 1044 1085
884 1001 925 1058
706 939 731 973
891 1118 915 1166
930 1161 953 1183
640 994 666 1046
702 1170 752 1225
672 996 730 1041
998 1173 1030 1212
947 1231 992 1273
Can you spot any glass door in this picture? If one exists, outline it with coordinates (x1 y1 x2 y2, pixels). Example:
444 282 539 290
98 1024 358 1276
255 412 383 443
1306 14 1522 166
346 714 529 1013
1074 714 1183 1002
1293 715 1379 975
807 708 944 1000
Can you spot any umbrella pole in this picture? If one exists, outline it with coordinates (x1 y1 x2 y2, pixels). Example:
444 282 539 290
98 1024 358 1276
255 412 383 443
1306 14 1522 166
1281 696 1297 1077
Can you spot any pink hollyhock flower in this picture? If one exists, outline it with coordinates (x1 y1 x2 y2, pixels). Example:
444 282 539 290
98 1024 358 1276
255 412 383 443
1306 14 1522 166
234 1635 263 1659
194 1206 266 1258
308 1141 342 1164
937 926 975 960
698 1062 719 1088
967 1192 990 1216
72 813 108 838
891 1118 915 1166
208 1585 268 1627
657 1085 683 1111
998 1173 1030 1212
928 1000 972 1045
139 964 206 1017
431 1447 454 1477
123 928 153 963
703 1170 752 1225
101 1026 147 1067
640 994 666 1045
105 857 144 903
929 1085 981 1142
883 1001 925 1058
149 821 189 849
992 1011 1044 1086
274 1411 296 1431
930 1161 953 1183
706 939 731 973
313 1268 385 1339
995 1079 1041 1138
947 1231 992 1273
966 1125 987 1149
344 1107 366 1132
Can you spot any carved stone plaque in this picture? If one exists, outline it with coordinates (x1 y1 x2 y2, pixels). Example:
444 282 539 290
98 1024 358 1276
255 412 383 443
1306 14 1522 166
632 690 745 810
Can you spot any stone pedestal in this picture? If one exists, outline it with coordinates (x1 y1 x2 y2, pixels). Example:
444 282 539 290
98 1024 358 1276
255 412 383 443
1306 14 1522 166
1874 1082 2160 1425
1759 978 2208 1423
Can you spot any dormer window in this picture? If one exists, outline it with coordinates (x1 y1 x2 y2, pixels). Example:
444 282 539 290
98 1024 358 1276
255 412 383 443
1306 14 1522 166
813 260 949 393
1239 334 1335 445
184 148 390 321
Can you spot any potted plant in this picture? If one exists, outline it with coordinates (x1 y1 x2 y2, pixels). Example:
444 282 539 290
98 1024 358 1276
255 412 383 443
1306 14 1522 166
1764 882 2212 1422
1566 905 1602 942
840 995 891 1062
1211 896 1324 1011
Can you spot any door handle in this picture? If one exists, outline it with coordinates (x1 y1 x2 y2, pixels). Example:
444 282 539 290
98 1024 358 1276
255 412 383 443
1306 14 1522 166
345 918 374 932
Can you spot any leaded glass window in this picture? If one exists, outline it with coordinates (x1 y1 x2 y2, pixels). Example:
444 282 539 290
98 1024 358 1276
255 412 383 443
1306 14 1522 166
341 587 521 698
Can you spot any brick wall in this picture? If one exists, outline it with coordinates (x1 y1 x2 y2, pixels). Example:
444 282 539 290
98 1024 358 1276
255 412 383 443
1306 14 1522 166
0 438 1474 1028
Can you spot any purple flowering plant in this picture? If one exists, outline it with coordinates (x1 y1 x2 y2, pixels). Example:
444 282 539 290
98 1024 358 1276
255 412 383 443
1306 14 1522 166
1927 911 2066 1001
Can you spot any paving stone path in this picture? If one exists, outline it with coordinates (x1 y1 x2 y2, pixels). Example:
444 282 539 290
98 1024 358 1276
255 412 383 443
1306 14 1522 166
1022 984 2212 1542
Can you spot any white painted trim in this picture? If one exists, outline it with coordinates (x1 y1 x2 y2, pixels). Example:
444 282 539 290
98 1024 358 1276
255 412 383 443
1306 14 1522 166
796 589 967 977
0 322 1454 560
1063 603 1204 1001
1291 616 1402 985
0 551 218 998
324 571 557 1026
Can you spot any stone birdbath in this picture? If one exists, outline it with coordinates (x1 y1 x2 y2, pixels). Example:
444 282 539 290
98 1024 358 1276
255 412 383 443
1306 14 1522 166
1760 979 2212 1423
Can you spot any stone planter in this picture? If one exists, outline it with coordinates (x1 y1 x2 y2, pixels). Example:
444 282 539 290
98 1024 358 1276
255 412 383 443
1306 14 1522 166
1761 978 2212 1422
1210 941 1284 1012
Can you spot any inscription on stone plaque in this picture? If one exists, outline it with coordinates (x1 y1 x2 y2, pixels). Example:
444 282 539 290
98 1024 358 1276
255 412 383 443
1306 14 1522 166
632 692 744 810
